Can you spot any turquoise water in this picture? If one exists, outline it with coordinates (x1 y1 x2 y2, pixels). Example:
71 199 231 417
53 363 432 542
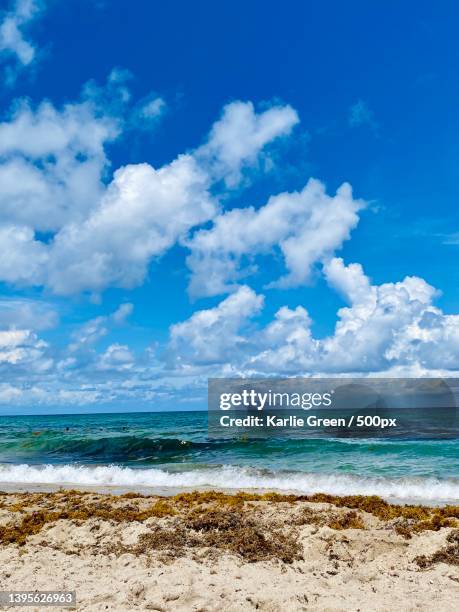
0 412 457 503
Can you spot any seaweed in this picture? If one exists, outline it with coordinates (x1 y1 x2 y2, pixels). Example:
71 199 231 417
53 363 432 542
415 530 459 568
187 506 301 562
0 510 61 546
327 511 365 530
296 507 365 530
171 490 297 507
0 489 457 553
102 503 302 564
0 497 176 546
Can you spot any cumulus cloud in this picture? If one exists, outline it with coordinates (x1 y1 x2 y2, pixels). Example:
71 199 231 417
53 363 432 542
0 89 121 232
0 295 57 387
46 156 216 294
250 259 454 375
0 298 58 330
318 258 440 372
0 291 196 409
0 299 168 406
0 383 22 402
6 73 458 406
245 305 317 374
3 258 459 406
168 285 264 366
196 100 299 187
0 75 125 293
0 328 51 371
97 343 134 371
0 224 48 283
0 90 300 295
0 85 306 406
0 0 43 82
167 257 459 376
187 179 365 297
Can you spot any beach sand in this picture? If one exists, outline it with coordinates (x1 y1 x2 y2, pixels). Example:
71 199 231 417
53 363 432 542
0 490 457 611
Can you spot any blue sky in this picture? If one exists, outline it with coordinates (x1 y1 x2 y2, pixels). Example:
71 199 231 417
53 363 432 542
1 0 459 413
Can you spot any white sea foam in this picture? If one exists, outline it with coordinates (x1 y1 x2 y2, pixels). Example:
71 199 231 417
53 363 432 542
0 463 458 503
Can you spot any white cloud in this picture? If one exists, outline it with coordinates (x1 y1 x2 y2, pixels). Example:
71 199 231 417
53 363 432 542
0 224 48 283
3 258 459 406
318 258 439 372
196 100 299 187
0 98 114 158
46 156 216 294
0 383 22 402
97 343 134 371
25 386 106 406
168 285 263 367
251 259 454 375
167 257 459 376
0 296 178 405
324 257 372 303
7 74 459 405
0 0 43 81
0 328 50 370
0 297 58 329
0 95 120 232
0 89 298 295
187 179 365 297
0 294 57 386
68 318 109 353
246 305 317 374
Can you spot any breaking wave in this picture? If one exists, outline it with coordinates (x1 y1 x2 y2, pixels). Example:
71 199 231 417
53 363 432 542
0 463 458 504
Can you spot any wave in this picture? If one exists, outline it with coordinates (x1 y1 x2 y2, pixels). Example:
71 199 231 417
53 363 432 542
2 433 456 461
0 435 219 460
0 463 458 503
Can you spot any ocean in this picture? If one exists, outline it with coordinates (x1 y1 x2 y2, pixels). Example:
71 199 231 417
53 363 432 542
0 411 458 504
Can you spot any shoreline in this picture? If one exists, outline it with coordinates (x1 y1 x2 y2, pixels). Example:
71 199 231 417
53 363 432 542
0 480 457 507
0 489 458 610
1 460 458 507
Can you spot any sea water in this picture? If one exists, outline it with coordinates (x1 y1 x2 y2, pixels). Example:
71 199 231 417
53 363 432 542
0 411 457 504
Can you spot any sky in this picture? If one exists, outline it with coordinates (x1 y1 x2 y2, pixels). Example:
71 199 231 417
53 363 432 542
1 0 459 414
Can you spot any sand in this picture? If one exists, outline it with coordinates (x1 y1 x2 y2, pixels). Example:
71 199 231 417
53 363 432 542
0 490 457 611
